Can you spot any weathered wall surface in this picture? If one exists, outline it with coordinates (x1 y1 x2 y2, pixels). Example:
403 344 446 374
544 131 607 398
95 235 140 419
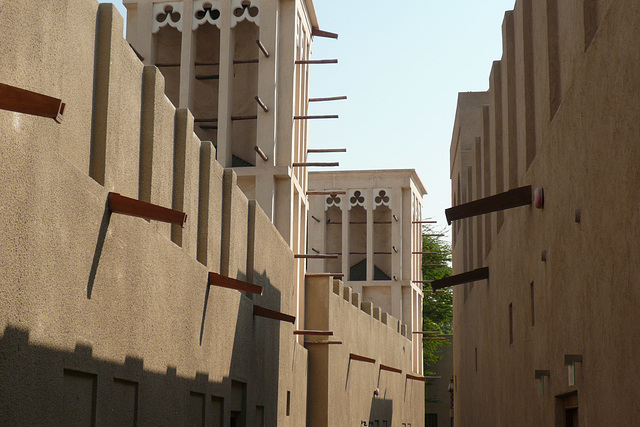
0 2 306 425
451 1 640 426
305 277 424 427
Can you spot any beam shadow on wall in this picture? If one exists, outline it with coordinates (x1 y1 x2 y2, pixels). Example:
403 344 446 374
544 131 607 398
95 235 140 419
86 198 112 299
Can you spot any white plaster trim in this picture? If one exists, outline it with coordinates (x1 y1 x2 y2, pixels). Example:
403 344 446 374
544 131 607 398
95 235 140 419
348 189 366 210
192 0 222 30
324 194 343 211
373 188 392 209
231 0 260 28
152 2 184 33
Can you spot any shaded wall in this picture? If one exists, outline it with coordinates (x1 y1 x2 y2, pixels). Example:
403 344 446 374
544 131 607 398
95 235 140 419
451 1 640 426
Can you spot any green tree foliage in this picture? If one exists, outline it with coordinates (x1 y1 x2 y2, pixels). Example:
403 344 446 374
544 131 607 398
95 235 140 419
421 225 452 374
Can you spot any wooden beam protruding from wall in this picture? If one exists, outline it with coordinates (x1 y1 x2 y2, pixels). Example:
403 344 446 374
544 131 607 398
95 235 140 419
294 254 338 259
305 273 344 278
431 267 489 291
304 340 342 345
108 192 187 225
406 374 428 382
307 148 347 153
380 364 402 374
306 191 347 195
350 353 376 364
295 59 338 65
294 330 334 336
254 145 269 161
0 82 65 123
253 305 296 324
255 39 270 57
311 28 339 39
292 162 339 167
308 96 346 103
445 185 532 224
293 115 339 120
208 272 263 295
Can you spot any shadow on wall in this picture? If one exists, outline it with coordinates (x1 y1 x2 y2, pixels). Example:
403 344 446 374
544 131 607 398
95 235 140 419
366 397 393 426
0 268 284 425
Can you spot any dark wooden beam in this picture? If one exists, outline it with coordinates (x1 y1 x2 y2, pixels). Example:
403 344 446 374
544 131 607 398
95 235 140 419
254 96 268 113
406 374 427 382
295 59 338 65
305 273 344 278
253 305 296 324
311 28 339 39
0 83 65 123
306 191 347 195
294 115 339 120
304 340 342 345
294 330 334 336
108 192 187 225
350 353 376 364
254 145 268 161
380 364 402 374
431 267 489 291
255 39 270 57
307 148 347 153
308 96 347 102
292 162 339 167
294 254 338 259
208 272 263 295
445 185 532 224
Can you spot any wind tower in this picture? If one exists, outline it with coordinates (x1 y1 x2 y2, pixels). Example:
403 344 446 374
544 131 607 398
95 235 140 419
125 0 340 327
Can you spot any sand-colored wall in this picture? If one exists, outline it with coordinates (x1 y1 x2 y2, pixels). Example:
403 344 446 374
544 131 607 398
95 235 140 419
305 277 424 427
451 1 640 425
0 2 306 425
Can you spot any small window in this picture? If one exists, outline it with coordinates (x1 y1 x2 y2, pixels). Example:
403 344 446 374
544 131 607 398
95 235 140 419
530 282 535 326
286 390 291 416
509 303 514 344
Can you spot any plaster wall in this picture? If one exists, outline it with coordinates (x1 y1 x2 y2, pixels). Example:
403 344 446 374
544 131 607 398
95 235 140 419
305 277 425 427
451 1 640 425
0 2 306 425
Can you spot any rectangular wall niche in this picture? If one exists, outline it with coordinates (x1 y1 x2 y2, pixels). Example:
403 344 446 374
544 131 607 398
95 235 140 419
63 369 97 426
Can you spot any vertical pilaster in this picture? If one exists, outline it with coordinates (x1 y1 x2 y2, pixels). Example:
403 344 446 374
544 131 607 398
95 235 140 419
255 171 275 221
178 0 195 109
391 186 402 281
256 0 278 167
401 188 411 281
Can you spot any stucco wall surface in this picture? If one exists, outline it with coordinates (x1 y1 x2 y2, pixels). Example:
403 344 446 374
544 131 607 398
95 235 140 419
451 0 640 426
305 277 424 427
0 1 305 425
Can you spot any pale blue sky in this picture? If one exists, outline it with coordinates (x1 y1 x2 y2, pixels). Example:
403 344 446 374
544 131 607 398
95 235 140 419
103 0 515 238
